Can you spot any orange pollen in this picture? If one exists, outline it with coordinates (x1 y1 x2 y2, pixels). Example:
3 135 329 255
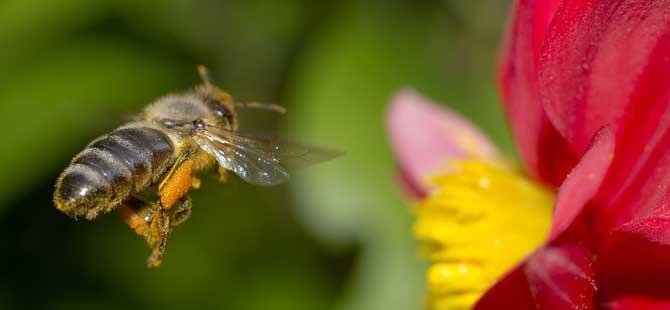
160 159 194 209
118 203 149 236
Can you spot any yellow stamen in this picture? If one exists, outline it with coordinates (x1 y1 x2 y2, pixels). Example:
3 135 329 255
414 160 553 310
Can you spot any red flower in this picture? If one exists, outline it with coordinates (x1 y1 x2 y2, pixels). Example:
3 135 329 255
389 1 670 309
476 0 670 308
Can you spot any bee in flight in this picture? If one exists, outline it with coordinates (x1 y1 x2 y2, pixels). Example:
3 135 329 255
54 66 338 267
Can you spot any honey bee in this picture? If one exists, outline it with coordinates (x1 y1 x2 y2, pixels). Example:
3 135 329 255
53 66 338 267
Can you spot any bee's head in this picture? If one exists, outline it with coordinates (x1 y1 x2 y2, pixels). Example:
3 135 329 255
193 65 238 129
195 84 238 129
143 91 235 130
144 66 284 134
144 67 237 133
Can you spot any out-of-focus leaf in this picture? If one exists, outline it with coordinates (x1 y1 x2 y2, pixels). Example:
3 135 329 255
119 0 315 100
0 0 109 59
51 299 124 310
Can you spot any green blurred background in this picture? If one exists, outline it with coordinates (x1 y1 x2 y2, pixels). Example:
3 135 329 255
0 1 514 309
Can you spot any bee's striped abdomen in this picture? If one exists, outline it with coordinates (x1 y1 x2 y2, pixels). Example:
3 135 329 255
54 125 174 219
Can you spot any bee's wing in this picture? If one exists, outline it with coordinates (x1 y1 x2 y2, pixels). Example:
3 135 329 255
195 127 341 186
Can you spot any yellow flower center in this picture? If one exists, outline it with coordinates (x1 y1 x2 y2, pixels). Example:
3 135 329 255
413 160 554 309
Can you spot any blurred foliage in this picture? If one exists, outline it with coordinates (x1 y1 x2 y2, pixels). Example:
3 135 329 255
0 0 512 309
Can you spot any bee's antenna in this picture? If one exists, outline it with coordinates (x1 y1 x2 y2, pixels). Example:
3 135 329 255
197 65 213 86
235 102 287 114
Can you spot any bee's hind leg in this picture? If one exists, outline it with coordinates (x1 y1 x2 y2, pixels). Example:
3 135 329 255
145 205 171 268
118 195 155 242
145 193 193 268
170 195 192 228
145 195 195 267
117 195 171 268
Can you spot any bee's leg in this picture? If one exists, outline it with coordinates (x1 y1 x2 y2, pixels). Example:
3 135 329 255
170 195 192 228
147 195 194 267
118 195 154 242
142 155 198 268
166 164 199 228
159 158 195 210
146 205 171 268
118 196 169 267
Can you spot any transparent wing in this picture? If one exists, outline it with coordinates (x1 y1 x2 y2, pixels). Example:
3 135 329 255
197 136 290 186
195 127 342 186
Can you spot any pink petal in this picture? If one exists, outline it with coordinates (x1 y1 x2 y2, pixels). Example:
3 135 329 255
475 244 595 310
387 89 498 198
500 0 576 186
549 127 615 241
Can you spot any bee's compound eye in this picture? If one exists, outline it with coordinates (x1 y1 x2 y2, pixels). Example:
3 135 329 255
144 214 152 223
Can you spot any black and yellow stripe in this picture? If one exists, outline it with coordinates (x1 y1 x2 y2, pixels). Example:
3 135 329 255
54 124 174 219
